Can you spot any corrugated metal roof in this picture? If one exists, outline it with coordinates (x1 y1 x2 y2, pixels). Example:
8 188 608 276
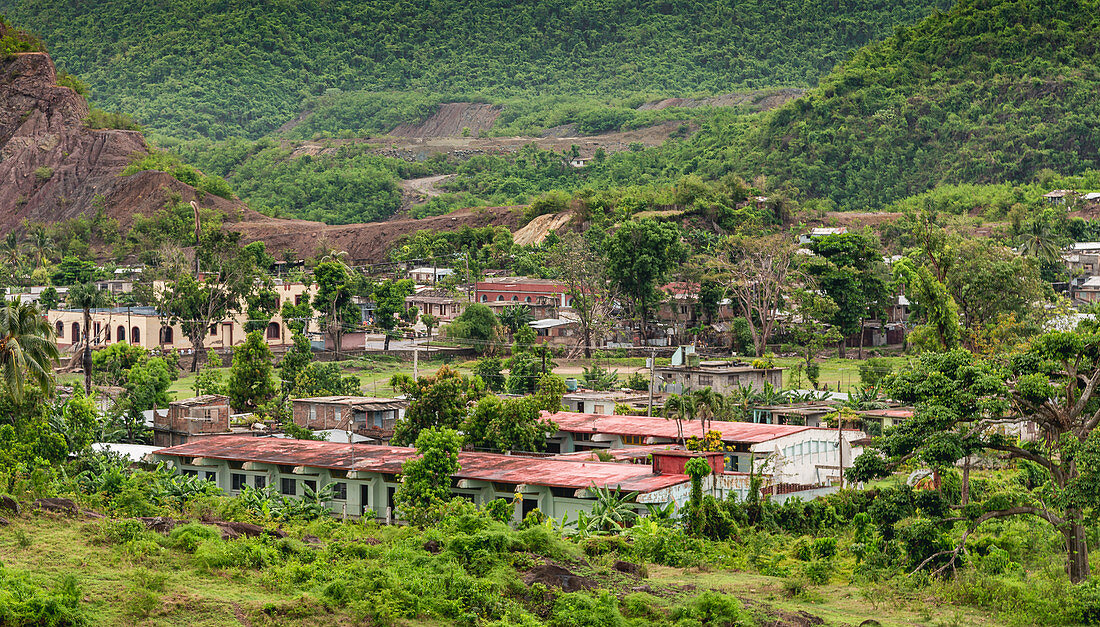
291 396 407 410
170 395 229 408
154 436 688 493
545 411 850 443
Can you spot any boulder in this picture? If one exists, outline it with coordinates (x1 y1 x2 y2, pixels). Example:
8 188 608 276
613 560 643 576
0 495 19 515
138 517 180 534
33 498 77 514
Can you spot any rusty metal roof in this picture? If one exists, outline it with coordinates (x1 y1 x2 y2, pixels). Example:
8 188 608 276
154 436 688 493
291 396 407 410
544 411 851 444
170 395 229 408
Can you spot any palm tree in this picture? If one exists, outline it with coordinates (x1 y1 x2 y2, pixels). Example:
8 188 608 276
1018 220 1060 264
67 283 111 395
662 393 695 444
0 297 61 400
2 232 22 284
691 388 723 437
498 305 534 339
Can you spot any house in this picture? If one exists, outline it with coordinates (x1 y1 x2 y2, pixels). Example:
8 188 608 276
151 436 754 521
542 411 863 484
750 404 835 427
474 277 568 318
1043 190 1078 205
405 290 464 322
853 408 914 434
653 360 783 396
291 396 407 443
153 395 233 447
561 390 651 415
569 158 589 168
408 267 455 284
1072 276 1100 304
799 227 848 245
529 315 580 346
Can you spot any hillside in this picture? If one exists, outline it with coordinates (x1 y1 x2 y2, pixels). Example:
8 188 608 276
718 0 1100 210
0 0 950 140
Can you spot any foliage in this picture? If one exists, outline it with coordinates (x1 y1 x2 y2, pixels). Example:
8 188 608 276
463 395 557 452
445 303 500 354
605 219 687 337
0 297 60 400
390 366 486 446
122 150 233 199
291 362 361 398
472 356 505 392
226 330 276 412
371 278 415 350
394 426 463 526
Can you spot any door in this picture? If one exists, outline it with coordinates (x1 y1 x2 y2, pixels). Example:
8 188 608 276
360 484 371 516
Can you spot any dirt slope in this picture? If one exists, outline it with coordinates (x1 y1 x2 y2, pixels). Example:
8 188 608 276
390 103 503 137
638 88 806 111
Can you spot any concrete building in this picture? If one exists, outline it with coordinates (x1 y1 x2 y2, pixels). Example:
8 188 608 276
750 404 835 427
153 395 233 447
292 396 407 443
653 360 783 396
543 411 862 485
561 391 651 415
799 227 848 245
475 277 569 318
405 290 464 322
152 436 750 521
408 267 455 284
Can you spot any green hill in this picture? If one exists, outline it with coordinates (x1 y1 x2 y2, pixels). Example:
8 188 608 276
717 0 1100 210
0 0 949 140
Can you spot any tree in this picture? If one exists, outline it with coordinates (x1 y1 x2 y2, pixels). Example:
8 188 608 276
66 282 111 393
38 286 59 311
893 257 961 351
372 278 415 351
280 299 313 336
690 387 723 438
445 303 500 354
123 356 172 412
244 287 280 333
420 313 439 345
605 219 687 340
390 366 486 446
0 297 60 401
226 331 276 412
498 305 534 340
472 356 505 392
805 232 889 357
706 234 798 356
662 394 694 444
292 362 361 398
92 342 148 386
1 232 22 285
312 260 362 359
393 426 463 526
786 290 841 389
194 350 225 396
464 395 558 452
849 335 1100 583
1017 218 1060 264
278 333 313 396
944 239 1042 334
547 232 615 358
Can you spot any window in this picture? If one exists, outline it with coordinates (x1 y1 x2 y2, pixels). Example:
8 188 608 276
266 322 280 339
209 324 217 336
512 296 518 301
182 469 197 477
160 326 173 343
280 477 296 495
253 475 266 489
203 471 217 482
55 321 64 337
623 435 645 445
294 294 303 306
574 432 591 441
309 404 316 424
131 327 140 344
72 322 81 341
698 375 713 386
480 295 487 302
117 326 126 342
303 479 317 494
332 482 347 500
525 296 531 303
497 295 504 301
334 407 342 426
231 473 247 490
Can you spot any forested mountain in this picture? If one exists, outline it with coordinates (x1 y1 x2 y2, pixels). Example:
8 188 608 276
0 0 949 140
715 0 1100 210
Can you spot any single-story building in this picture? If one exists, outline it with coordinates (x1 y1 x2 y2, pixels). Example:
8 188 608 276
561 391 651 415
408 267 455 284
543 411 863 485
151 436 752 521
653 361 783 396
154 395 233 447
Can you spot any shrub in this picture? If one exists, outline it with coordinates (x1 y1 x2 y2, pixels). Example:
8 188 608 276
669 591 750 625
167 523 221 552
549 592 626 627
0 567 84 626
34 166 53 181
84 109 142 131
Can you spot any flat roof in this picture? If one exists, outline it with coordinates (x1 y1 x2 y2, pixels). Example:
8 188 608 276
171 395 229 407
654 363 783 373
154 436 687 493
544 411 850 443
563 391 650 400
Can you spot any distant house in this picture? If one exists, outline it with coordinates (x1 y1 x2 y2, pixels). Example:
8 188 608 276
653 360 783 396
1073 276 1100 304
408 267 455 284
154 395 233 447
799 227 848 245
292 396 408 443
569 158 589 168
475 277 569 318
561 390 651 415
1043 190 1078 205
405 290 464 322
529 315 580 346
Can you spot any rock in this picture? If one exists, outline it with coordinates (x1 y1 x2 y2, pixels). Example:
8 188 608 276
302 534 322 545
214 521 265 539
613 560 643 576
0 495 19 515
138 517 180 534
361 537 382 545
631 585 651 593
81 509 105 519
522 563 596 592
423 539 441 553
32 498 77 514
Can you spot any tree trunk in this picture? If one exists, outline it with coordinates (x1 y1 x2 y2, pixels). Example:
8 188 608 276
838 338 846 359
1066 512 1090 583
583 326 592 359
857 319 865 360
82 309 92 395
383 333 391 351
190 334 203 372
961 456 970 506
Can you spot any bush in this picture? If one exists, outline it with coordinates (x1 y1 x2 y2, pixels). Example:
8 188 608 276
167 523 221 552
34 166 53 181
84 109 142 131
549 592 626 627
669 591 750 626
0 567 84 626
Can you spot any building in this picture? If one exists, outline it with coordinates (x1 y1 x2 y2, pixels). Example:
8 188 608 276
653 360 783 396
474 277 568 318
405 290 464 322
561 391 651 415
408 267 455 284
292 396 407 443
1073 276 1100 304
1043 189 1078 205
151 436 752 521
153 395 233 447
750 404 836 427
529 315 580 346
799 227 848 245
543 411 863 484
48 281 317 353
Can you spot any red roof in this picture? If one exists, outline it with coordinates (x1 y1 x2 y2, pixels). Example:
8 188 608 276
154 436 687 494
544 411 850 444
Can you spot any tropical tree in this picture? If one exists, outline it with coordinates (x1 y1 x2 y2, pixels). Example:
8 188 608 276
690 387 723 437
1017 218 1060 264
547 232 615 358
67 282 111 394
226 331 277 412
372 278 415 351
445 303 500 354
393 426 463 526
605 219 687 340
662 394 694 444
312 260 362 360
804 232 890 357
390 366 486 446
498 305 534 340
420 313 439 345
0 297 60 400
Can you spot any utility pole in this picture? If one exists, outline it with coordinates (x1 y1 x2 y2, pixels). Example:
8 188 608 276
190 201 201 276
647 349 656 417
837 413 845 489
412 347 419 380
